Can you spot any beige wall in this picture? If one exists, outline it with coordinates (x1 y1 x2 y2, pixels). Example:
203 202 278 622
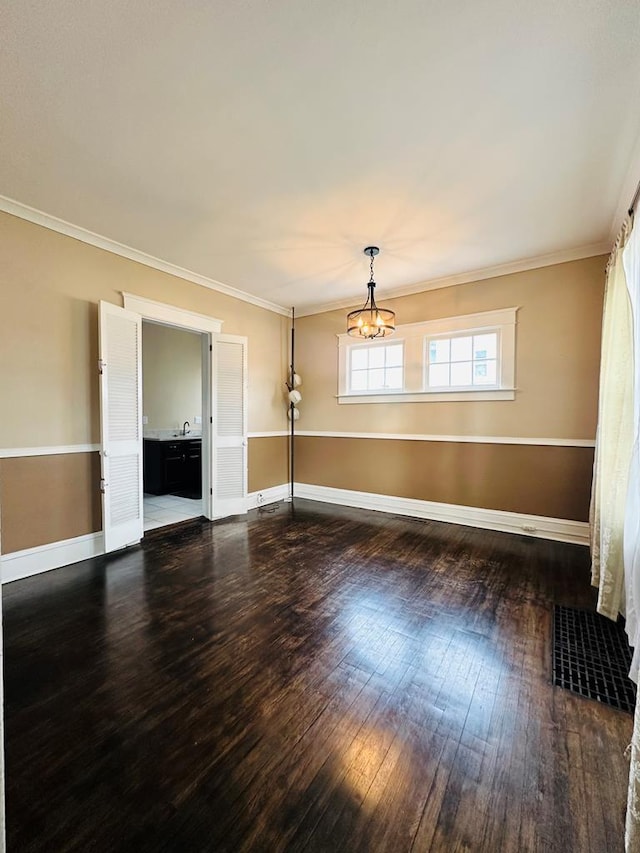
0 440 284 555
0 212 290 553
0 212 289 449
142 322 202 431
0 210 605 549
0 453 102 553
297 437 593 521
296 255 605 439
295 255 605 519
248 436 289 493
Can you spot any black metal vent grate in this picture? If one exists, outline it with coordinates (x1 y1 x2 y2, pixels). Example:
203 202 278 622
553 605 636 714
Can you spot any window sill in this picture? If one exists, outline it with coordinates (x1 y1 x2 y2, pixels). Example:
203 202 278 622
337 389 516 404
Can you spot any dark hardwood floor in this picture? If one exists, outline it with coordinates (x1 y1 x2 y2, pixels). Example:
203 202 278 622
3 500 633 852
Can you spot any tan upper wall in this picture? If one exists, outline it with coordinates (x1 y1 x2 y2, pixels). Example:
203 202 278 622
0 212 289 448
142 322 202 431
295 255 606 439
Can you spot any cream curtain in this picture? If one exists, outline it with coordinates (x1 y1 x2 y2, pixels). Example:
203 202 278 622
590 223 634 620
624 217 640 674
624 217 640 852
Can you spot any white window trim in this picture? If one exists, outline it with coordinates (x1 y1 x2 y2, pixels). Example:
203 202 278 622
337 307 518 404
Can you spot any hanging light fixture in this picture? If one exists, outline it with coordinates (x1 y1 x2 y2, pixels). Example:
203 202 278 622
347 246 396 339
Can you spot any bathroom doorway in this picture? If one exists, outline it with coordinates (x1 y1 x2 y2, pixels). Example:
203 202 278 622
99 295 248 554
141 321 205 532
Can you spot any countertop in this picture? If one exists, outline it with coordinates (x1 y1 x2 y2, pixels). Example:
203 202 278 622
143 435 202 442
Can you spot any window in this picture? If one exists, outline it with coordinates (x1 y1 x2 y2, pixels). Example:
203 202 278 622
427 331 499 389
337 306 517 404
350 342 404 392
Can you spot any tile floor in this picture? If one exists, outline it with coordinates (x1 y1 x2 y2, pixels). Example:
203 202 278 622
143 493 203 532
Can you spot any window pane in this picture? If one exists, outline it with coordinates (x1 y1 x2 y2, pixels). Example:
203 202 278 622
429 363 450 387
385 366 403 389
350 370 368 391
385 344 403 367
473 333 497 360
368 368 385 389
473 360 497 385
451 336 472 362
451 361 472 386
429 339 450 363
351 348 368 370
369 347 385 368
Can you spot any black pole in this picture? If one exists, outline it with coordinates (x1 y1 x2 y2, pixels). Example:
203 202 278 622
290 307 295 501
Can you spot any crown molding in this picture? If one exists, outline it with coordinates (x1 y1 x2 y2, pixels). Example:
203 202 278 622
0 194 612 320
0 195 292 318
295 241 611 317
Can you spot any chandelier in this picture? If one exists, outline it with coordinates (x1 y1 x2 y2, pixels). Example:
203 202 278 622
346 246 396 339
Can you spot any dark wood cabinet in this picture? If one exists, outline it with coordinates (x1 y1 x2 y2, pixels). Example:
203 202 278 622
143 439 202 497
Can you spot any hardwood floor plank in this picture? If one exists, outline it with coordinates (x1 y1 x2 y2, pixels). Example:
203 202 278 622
3 499 633 852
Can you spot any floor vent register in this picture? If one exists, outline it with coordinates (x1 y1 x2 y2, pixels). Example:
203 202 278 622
553 605 636 714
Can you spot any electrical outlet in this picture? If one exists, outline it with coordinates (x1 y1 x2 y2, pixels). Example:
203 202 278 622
194 416 202 424
142 415 148 425
257 493 264 505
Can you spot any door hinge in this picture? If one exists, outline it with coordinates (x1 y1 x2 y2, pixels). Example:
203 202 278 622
210 416 213 424
100 478 107 494
98 359 106 375
209 344 213 352
210 487 213 496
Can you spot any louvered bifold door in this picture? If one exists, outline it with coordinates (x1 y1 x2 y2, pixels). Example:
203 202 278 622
99 301 144 552
213 335 248 518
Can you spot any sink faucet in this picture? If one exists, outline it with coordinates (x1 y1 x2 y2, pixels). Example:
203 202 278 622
182 421 190 436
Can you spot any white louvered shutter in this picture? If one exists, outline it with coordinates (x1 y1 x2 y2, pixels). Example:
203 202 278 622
213 335 247 517
99 301 144 552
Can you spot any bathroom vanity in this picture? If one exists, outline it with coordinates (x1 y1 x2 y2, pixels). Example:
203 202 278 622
143 437 202 497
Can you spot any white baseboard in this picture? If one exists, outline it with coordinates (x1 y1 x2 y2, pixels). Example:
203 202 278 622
0 484 588 585
247 484 290 510
1 532 105 584
293 483 589 545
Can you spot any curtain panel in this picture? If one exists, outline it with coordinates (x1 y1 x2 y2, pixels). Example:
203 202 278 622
624 217 640 676
590 224 634 620
624 217 640 853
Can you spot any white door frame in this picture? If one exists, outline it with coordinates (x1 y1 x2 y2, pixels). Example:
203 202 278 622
122 292 226 521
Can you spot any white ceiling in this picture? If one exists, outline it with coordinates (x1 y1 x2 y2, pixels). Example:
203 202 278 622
2 0 640 314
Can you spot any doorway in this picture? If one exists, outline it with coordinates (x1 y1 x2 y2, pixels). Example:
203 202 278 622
99 295 248 554
141 321 205 532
